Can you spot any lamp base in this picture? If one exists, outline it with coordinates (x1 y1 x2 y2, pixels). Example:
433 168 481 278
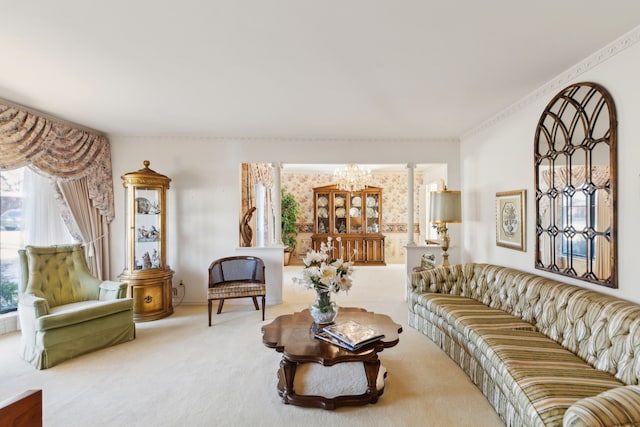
439 227 451 267
440 250 450 266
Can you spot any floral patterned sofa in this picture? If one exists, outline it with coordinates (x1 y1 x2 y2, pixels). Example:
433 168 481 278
408 263 640 427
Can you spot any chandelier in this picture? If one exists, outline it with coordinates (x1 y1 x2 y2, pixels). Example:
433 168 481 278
333 163 372 192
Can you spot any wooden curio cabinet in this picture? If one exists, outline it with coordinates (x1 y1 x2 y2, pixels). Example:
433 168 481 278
311 184 385 265
119 160 174 322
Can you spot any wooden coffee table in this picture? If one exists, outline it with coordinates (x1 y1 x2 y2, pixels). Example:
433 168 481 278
261 307 402 410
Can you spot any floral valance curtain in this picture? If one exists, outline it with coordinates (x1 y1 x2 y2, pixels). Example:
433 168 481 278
540 165 609 190
0 102 115 222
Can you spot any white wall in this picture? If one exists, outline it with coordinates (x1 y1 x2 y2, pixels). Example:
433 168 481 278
109 138 460 305
460 40 640 302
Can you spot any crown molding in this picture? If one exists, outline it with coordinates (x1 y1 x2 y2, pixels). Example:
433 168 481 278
461 25 640 140
108 134 460 144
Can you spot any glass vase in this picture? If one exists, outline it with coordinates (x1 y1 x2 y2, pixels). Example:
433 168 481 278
309 292 338 325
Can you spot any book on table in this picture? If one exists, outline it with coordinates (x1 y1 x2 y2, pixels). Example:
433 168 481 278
316 320 385 351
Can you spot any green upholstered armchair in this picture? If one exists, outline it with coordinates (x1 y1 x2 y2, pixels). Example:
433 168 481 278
18 244 135 369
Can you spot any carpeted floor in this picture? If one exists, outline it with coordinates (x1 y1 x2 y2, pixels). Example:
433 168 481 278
0 265 503 427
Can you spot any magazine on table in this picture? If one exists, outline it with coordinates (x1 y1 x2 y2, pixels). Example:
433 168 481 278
318 320 385 350
314 330 364 351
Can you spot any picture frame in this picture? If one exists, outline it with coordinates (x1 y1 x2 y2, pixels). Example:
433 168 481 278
496 190 526 251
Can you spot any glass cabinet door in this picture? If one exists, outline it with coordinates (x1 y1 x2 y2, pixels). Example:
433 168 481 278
134 188 162 270
365 193 380 233
333 193 347 234
316 193 330 234
349 193 363 233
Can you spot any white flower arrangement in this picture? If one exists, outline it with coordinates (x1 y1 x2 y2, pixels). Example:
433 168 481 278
294 237 354 308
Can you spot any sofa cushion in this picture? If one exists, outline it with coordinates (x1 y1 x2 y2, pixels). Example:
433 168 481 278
474 329 623 427
417 293 537 342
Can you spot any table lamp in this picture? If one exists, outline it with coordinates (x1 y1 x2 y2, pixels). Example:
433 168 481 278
429 187 462 266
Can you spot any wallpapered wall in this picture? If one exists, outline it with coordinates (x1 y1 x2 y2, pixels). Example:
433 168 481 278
282 170 423 264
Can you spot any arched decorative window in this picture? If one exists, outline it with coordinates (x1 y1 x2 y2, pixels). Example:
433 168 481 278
534 82 617 288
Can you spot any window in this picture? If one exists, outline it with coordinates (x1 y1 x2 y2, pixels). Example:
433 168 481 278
1 168 24 313
0 167 74 313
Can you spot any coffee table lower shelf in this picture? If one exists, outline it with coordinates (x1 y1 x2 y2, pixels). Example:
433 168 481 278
277 361 387 410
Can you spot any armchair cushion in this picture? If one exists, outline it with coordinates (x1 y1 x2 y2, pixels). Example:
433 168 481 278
37 299 133 331
207 281 266 299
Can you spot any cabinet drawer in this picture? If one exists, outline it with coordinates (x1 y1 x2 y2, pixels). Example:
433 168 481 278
131 284 164 313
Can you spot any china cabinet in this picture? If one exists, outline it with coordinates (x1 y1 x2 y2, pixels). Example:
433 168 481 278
119 161 174 321
311 184 385 265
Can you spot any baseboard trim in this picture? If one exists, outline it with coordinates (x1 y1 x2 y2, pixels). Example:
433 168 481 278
0 311 18 336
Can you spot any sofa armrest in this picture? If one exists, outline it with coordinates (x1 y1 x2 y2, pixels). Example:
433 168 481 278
409 270 434 294
18 294 50 318
564 385 640 427
410 265 466 295
99 281 128 300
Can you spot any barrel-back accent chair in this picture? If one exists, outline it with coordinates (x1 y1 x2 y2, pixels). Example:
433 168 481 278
207 256 266 326
18 244 135 369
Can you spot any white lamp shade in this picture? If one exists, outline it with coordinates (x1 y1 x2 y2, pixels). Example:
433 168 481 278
430 190 462 223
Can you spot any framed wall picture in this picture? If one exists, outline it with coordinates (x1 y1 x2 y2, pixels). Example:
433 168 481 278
496 190 526 251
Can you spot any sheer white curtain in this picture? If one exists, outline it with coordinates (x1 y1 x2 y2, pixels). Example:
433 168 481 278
255 183 266 247
22 168 75 246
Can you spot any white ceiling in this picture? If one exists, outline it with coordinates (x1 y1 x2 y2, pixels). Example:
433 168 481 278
2 1 639 139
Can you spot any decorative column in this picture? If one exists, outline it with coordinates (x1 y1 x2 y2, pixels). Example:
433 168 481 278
272 162 282 246
406 163 416 246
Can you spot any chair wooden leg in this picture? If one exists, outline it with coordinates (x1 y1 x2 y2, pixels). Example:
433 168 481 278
216 299 225 314
252 296 259 311
208 300 212 327
261 295 265 321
